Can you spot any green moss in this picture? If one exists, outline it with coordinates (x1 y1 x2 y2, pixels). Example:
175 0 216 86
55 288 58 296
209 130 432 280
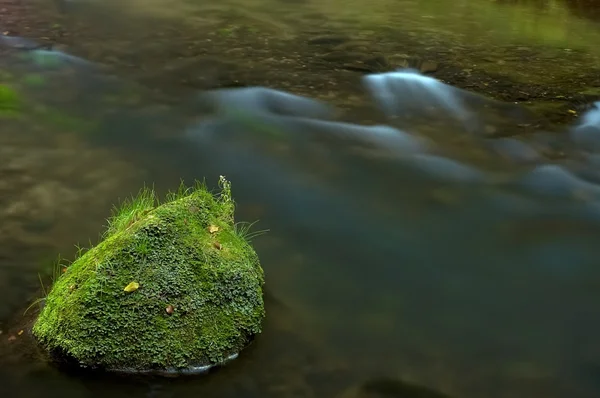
32 178 266 372
0 84 21 118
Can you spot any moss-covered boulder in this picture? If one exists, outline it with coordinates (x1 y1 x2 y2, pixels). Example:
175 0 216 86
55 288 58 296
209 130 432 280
32 177 265 373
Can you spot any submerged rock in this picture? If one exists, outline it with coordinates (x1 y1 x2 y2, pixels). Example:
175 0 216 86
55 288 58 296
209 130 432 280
32 177 265 374
338 377 454 398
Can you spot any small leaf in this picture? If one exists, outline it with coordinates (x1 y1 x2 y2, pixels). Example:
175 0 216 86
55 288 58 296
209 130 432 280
17 330 23 336
166 305 174 315
213 241 223 250
7 335 16 342
208 224 219 234
124 281 140 292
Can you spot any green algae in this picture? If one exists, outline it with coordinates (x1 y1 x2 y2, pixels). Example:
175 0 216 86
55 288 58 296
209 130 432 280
32 178 265 372
22 74 46 87
0 84 21 118
36 107 96 132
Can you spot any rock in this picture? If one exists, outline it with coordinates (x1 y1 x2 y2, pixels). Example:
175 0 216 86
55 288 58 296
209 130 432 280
386 56 438 73
388 54 411 69
32 178 265 374
321 51 389 73
308 34 350 46
321 51 369 63
419 60 439 74
337 377 454 398
332 41 371 51
363 55 389 70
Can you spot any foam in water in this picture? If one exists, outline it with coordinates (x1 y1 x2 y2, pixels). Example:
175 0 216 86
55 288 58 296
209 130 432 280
289 118 430 156
196 87 333 120
515 164 600 199
185 82 600 198
574 153 600 184
570 101 600 151
406 154 486 183
362 69 474 126
3 39 600 201
487 137 541 163
187 108 428 158
24 50 95 69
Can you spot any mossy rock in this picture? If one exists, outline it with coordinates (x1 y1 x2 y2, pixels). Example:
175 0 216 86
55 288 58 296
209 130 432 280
32 178 266 374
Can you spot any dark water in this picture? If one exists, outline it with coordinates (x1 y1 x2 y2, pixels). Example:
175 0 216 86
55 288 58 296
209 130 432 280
2 1 600 398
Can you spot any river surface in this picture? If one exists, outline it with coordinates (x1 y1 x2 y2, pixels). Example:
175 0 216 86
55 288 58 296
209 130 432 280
2 1 600 398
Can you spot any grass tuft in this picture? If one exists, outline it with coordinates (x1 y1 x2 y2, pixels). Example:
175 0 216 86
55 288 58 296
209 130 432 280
104 185 157 237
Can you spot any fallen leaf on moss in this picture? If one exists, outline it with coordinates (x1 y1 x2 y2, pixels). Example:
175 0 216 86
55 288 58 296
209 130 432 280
208 224 219 234
213 242 223 250
124 281 140 292
17 330 23 336
166 305 174 315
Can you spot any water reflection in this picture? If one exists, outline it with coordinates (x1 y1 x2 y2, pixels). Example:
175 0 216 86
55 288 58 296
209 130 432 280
2 35 600 398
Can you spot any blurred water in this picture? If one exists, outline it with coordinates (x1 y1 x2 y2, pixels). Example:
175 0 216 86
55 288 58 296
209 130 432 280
2 4 600 398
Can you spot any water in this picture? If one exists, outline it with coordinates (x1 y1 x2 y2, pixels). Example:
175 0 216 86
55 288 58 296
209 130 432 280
2 1 600 398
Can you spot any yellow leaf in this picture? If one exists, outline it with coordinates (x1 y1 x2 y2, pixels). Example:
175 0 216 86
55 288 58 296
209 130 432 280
208 225 219 234
17 330 23 336
124 281 140 292
568 109 577 114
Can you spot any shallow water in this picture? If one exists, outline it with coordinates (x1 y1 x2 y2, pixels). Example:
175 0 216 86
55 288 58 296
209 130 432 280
6 0 600 112
2 1 600 398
